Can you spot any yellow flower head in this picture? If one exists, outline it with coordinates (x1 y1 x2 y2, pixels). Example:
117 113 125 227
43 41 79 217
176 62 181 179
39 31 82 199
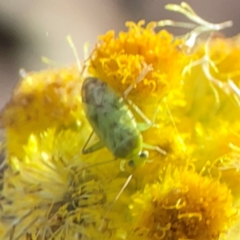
88 21 187 108
130 167 236 240
0 162 108 239
0 128 127 239
169 31 240 197
1 66 82 131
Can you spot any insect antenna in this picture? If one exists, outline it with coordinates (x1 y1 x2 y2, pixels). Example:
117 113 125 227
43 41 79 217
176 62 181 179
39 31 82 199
85 157 119 169
66 35 82 72
66 35 95 79
98 174 133 232
41 56 64 68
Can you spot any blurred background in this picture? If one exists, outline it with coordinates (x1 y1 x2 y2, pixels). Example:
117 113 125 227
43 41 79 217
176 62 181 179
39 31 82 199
0 0 239 110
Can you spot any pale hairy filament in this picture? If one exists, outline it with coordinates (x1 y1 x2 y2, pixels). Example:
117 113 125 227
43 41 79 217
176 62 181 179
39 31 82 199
158 2 232 50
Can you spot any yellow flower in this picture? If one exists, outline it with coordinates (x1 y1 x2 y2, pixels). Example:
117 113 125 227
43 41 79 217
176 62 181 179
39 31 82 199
163 34 240 198
130 167 236 240
0 128 128 239
88 21 187 109
0 66 89 160
1 66 82 130
0 161 106 239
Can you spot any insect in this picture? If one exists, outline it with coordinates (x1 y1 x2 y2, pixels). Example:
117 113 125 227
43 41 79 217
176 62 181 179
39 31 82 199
81 73 166 167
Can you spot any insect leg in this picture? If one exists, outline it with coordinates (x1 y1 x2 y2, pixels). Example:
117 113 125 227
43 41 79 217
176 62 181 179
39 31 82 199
126 98 166 157
120 159 128 171
82 131 105 154
127 95 166 157
123 63 161 128
123 63 153 98
99 174 133 231
129 97 161 132
142 142 167 155
130 100 152 125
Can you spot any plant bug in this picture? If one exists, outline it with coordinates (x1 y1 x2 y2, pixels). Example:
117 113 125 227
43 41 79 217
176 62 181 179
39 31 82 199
81 69 166 168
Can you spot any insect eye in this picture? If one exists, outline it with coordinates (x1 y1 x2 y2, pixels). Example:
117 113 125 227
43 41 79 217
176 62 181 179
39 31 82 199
128 160 134 167
128 151 149 167
139 151 148 159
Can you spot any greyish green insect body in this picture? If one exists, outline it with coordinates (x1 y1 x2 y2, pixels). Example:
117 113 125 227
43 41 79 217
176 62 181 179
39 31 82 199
81 77 146 161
